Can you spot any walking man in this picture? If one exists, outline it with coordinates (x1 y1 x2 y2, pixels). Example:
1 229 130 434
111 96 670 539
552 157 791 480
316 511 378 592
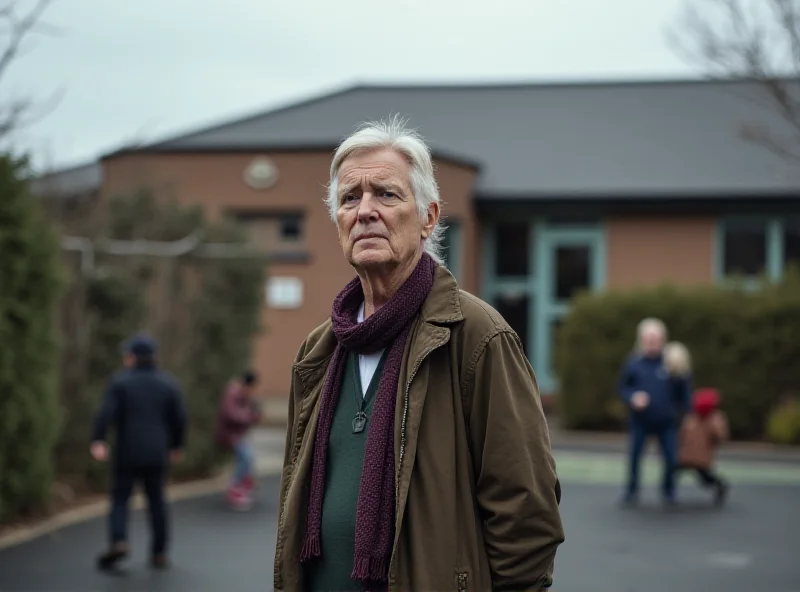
618 318 692 506
91 333 187 570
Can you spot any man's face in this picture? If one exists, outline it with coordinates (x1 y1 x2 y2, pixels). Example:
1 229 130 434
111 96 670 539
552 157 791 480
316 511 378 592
641 328 665 357
335 148 438 272
123 353 135 368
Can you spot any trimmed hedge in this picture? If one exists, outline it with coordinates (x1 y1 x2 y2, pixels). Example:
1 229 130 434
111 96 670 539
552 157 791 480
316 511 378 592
56 189 266 489
55 268 146 490
555 273 800 440
0 155 62 520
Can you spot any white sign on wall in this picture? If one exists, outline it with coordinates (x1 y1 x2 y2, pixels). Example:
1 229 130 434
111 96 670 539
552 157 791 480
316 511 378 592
266 277 303 309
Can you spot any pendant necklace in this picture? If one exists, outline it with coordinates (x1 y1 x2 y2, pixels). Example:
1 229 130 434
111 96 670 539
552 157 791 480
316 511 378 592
352 356 368 434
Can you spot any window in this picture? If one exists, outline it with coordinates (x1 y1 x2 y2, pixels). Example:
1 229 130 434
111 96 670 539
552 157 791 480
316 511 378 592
495 293 529 355
554 245 591 301
718 217 800 282
233 212 305 252
280 215 302 241
495 223 530 277
721 220 767 277
783 218 800 272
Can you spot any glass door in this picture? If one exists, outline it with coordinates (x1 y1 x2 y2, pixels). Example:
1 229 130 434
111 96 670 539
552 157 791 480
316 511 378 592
550 240 597 304
481 220 536 365
534 227 605 393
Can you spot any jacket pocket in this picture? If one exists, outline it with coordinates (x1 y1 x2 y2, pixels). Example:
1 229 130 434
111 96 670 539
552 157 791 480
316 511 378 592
455 569 469 592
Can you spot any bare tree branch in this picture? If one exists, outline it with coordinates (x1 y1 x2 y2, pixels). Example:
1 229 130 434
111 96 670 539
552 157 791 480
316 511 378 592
0 0 57 139
740 122 800 162
668 0 800 166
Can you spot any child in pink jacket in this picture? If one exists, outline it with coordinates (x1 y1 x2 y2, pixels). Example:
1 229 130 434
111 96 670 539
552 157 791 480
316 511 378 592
215 371 261 510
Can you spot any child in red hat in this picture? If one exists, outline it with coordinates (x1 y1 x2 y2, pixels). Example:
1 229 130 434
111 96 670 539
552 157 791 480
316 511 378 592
676 387 730 506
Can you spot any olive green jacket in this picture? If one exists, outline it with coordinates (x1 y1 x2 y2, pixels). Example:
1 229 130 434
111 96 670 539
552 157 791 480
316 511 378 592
274 266 564 591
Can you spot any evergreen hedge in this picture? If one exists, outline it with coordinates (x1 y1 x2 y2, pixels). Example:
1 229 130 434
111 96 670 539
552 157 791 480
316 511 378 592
56 189 266 488
555 273 800 440
56 267 145 489
0 155 62 520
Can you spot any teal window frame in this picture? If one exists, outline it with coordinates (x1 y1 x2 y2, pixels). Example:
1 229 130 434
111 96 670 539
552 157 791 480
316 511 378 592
481 218 606 395
535 226 606 393
714 217 797 286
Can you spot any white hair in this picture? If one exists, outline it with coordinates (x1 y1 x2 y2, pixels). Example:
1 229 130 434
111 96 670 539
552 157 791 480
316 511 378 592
325 116 446 263
663 341 692 377
634 317 668 353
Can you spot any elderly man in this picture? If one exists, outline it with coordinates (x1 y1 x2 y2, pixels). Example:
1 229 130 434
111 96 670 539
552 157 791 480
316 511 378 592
274 119 564 592
618 318 692 506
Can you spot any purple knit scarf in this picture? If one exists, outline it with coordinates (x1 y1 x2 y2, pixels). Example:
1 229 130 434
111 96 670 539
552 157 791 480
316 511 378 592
300 253 437 587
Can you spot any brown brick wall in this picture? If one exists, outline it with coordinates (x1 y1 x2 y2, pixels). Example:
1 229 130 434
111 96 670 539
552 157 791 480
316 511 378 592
606 216 715 289
435 160 480 293
101 151 478 399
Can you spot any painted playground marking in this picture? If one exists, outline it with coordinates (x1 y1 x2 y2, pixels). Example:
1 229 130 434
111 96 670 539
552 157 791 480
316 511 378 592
552 451 800 485
706 552 753 569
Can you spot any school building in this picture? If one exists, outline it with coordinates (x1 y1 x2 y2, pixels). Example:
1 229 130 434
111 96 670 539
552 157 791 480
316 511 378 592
36 78 800 401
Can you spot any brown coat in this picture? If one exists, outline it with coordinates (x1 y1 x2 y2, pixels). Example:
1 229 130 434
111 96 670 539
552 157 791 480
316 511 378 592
678 410 729 470
274 266 564 592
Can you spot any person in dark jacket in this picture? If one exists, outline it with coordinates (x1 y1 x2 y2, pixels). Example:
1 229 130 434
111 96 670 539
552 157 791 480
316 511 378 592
215 370 262 510
91 333 187 570
618 318 692 506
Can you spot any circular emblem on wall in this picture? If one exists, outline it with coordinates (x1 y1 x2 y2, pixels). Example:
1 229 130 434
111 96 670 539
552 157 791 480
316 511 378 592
244 156 279 190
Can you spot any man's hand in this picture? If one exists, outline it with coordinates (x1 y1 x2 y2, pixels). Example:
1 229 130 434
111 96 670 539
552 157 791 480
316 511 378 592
631 391 650 411
90 441 109 462
170 449 184 463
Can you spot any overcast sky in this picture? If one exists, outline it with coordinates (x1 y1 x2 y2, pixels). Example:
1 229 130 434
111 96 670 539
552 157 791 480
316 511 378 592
5 0 699 171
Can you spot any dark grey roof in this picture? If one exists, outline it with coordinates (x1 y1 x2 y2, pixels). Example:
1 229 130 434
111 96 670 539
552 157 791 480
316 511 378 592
31 161 102 199
129 79 800 197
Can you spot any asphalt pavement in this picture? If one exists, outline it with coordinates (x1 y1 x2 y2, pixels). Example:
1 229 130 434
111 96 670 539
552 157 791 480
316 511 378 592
0 475 281 592
1 462 799 592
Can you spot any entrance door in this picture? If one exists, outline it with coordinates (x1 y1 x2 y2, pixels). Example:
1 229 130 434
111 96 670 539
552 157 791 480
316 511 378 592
482 220 536 366
534 228 605 393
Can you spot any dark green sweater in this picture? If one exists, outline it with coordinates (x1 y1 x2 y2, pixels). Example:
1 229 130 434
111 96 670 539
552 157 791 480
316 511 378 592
305 350 387 592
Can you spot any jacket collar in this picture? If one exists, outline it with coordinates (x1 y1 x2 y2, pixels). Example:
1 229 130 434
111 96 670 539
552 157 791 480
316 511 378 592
420 264 463 325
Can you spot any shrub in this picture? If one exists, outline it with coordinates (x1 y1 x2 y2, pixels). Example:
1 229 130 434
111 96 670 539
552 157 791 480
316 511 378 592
0 155 62 520
55 188 266 488
765 398 800 445
168 216 267 480
55 268 145 490
556 273 800 440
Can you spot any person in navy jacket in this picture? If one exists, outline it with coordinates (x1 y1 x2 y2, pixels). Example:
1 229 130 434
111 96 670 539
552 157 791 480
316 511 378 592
618 318 692 506
91 333 187 570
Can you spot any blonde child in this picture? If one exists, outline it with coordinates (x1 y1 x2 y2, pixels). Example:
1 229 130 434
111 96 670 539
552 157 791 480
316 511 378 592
664 342 730 505
663 341 693 419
